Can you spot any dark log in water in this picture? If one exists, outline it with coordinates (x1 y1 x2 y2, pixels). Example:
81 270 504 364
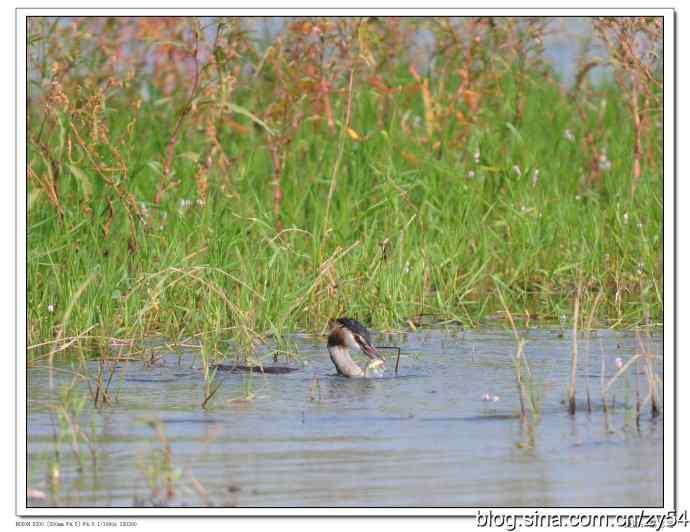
212 364 300 374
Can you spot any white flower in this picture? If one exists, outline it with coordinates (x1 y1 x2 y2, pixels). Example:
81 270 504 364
531 168 540 187
598 149 612 171
512 165 522 176
623 212 629 224
138 202 151 222
473 149 480 163
564 129 575 142
47 304 55 313
615 357 624 370
598 157 611 171
178 199 193 214
468 170 475 178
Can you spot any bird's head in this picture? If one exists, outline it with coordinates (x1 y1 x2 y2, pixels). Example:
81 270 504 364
328 317 381 360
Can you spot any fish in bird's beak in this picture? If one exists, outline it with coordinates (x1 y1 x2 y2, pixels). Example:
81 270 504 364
354 333 382 361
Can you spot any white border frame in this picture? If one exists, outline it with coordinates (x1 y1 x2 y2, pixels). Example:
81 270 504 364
16 7 675 518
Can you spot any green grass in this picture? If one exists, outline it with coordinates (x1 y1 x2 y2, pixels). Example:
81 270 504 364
27 18 662 363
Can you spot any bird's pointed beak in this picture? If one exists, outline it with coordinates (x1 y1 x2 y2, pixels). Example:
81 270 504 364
356 335 382 361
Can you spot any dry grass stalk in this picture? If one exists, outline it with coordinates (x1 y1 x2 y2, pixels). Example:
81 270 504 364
146 418 176 499
324 67 355 235
495 283 533 420
592 17 662 201
157 22 201 205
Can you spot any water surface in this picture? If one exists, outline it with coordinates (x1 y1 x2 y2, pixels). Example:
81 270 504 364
27 327 663 508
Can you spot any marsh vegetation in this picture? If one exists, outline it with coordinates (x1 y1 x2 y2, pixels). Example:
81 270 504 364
28 17 662 361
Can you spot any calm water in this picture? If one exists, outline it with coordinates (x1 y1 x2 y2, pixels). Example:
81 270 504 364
27 327 663 508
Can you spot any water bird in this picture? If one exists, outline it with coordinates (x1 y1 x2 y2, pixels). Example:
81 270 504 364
327 317 385 378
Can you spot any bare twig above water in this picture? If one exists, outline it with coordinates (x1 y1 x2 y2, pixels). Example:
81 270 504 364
637 328 660 419
201 380 223 410
639 279 660 418
568 281 582 415
584 289 603 414
374 345 402 374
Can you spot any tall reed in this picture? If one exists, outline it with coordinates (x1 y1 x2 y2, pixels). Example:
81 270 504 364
27 17 663 362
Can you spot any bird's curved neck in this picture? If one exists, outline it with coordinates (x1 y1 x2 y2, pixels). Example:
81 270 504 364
328 345 364 378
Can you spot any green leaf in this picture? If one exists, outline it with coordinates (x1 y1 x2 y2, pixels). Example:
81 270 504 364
28 189 42 210
225 103 276 136
505 122 523 142
179 152 200 162
153 97 173 107
147 161 163 175
67 164 93 199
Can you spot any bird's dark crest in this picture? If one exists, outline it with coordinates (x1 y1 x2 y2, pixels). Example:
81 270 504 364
335 317 373 345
